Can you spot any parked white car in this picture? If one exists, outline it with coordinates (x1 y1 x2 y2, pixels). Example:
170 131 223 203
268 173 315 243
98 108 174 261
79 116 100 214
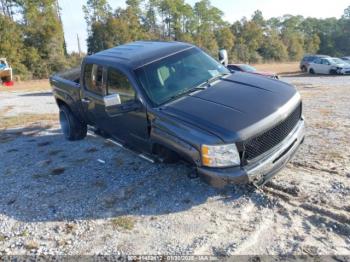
308 57 350 75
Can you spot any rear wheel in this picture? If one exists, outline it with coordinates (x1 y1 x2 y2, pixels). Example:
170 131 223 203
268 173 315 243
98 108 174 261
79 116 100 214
59 105 87 141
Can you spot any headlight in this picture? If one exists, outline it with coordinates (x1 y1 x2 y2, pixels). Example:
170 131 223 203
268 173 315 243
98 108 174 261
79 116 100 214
201 143 240 167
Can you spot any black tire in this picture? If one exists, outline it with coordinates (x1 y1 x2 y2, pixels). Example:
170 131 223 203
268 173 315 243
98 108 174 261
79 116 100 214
309 68 315 74
59 105 87 141
329 69 337 75
154 144 179 163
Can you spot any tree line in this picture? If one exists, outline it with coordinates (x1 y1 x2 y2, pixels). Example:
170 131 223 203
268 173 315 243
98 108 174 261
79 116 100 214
1 0 349 79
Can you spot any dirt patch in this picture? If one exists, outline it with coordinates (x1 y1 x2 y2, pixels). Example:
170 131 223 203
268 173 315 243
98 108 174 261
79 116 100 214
253 62 300 75
0 79 50 93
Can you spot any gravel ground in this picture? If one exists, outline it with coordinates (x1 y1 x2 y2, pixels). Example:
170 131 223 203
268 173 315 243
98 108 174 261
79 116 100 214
0 76 349 257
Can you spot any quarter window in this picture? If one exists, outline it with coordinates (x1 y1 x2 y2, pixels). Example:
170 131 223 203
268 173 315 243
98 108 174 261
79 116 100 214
84 64 104 95
107 68 135 103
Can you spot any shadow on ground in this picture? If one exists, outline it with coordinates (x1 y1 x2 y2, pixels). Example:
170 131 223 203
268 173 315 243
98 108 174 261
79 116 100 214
0 125 256 223
19 92 52 97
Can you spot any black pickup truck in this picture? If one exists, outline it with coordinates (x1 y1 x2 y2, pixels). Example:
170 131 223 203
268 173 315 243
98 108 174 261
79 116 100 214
50 41 305 188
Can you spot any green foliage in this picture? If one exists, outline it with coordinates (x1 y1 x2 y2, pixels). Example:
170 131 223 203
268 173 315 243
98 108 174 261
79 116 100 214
0 0 68 79
1 1 350 80
0 13 29 78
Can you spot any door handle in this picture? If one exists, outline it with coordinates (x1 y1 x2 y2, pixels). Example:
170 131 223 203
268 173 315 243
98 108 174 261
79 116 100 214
81 98 91 104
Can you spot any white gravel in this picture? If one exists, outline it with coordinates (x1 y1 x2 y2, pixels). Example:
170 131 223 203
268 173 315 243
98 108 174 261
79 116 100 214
0 91 57 117
0 76 349 257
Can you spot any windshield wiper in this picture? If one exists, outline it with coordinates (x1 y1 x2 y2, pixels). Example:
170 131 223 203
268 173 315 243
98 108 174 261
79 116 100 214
165 86 207 103
162 73 229 105
198 72 230 88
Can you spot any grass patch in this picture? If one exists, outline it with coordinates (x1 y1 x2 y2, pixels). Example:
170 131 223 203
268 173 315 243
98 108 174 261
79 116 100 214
111 216 135 231
51 167 66 176
19 230 30 237
0 233 6 242
0 113 58 130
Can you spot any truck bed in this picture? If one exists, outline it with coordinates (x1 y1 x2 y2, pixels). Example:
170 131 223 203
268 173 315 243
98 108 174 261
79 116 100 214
50 67 85 121
56 67 81 83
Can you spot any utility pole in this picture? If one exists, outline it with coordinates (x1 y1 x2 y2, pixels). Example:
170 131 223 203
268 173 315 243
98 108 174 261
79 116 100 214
77 34 82 57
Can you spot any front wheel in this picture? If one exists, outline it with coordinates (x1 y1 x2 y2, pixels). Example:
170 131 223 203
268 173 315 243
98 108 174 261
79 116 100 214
309 68 315 74
329 69 337 75
59 105 87 141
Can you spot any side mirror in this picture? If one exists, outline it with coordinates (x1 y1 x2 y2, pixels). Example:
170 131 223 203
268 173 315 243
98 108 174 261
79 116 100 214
103 93 121 108
218 49 228 67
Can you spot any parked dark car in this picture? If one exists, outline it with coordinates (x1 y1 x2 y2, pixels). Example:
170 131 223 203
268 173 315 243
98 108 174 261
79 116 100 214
300 54 330 72
50 41 305 188
227 64 279 79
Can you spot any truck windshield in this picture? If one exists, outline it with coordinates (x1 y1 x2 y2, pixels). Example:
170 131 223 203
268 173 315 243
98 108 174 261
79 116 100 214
135 48 230 106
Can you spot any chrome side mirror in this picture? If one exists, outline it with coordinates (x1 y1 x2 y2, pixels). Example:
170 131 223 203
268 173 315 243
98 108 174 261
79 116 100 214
103 93 121 108
219 49 228 67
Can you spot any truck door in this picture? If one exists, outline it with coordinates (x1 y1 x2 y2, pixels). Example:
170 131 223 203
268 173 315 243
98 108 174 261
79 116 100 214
81 63 149 150
80 63 107 126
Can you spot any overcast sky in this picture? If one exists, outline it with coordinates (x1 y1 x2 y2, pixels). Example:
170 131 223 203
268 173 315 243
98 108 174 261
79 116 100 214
59 0 349 53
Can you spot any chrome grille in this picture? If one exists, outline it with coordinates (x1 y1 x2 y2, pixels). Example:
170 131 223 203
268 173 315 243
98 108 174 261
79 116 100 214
240 103 302 162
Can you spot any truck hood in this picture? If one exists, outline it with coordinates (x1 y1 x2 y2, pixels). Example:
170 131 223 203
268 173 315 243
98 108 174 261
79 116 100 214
160 72 300 142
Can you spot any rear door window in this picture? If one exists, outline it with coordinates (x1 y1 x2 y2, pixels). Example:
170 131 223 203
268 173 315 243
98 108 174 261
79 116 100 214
84 64 105 96
106 68 135 103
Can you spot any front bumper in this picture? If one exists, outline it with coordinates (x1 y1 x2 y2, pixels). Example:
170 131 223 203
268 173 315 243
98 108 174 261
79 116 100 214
339 68 350 74
197 119 305 188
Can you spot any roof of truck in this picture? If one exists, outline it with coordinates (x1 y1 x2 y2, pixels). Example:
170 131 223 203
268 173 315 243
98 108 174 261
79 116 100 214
85 41 195 70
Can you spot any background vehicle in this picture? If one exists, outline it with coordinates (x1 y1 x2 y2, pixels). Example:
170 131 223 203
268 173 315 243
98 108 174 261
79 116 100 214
308 57 350 75
227 64 279 79
341 56 350 63
0 58 13 83
300 55 330 72
50 41 304 188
